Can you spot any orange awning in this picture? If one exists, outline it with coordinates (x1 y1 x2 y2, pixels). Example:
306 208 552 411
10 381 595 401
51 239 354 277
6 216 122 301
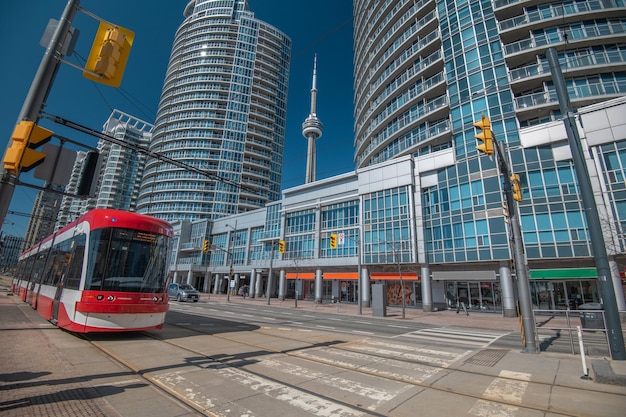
370 272 419 281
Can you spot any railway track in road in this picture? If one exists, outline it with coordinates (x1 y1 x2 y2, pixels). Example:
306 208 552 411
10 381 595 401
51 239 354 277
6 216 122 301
80 313 626 417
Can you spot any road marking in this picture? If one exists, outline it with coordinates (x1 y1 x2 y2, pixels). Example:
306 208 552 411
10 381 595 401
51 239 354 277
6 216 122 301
259 358 410 408
397 327 509 348
351 330 375 335
469 370 530 417
345 339 470 367
217 366 364 416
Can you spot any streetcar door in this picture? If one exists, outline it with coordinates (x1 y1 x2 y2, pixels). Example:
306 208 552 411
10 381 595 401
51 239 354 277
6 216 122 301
50 282 64 324
51 251 72 324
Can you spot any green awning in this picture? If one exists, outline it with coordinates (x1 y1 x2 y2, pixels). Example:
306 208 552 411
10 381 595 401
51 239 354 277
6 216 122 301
529 268 598 280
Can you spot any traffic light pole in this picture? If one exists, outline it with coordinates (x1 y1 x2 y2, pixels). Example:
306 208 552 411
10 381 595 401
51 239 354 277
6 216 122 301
494 141 538 353
0 0 80 233
547 48 625 359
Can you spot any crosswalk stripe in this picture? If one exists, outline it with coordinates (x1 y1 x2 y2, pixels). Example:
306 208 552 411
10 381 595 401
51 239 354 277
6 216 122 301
395 327 509 348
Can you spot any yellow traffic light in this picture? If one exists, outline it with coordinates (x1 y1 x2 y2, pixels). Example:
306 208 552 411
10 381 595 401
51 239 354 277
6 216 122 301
202 239 210 253
3 121 53 175
474 115 494 156
83 22 134 87
330 233 337 249
278 240 285 254
511 174 523 202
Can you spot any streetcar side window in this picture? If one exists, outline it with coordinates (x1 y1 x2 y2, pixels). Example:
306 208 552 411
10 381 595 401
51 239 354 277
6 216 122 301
65 235 86 290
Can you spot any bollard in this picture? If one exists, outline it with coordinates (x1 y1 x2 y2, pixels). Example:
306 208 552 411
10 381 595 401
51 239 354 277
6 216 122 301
577 325 591 379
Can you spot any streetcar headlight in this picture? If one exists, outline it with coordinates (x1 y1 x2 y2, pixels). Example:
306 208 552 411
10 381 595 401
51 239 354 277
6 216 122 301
96 294 104 301
107 295 115 301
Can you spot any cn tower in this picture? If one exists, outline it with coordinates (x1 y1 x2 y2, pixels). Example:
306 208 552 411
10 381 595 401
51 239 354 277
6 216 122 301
302 55 323 183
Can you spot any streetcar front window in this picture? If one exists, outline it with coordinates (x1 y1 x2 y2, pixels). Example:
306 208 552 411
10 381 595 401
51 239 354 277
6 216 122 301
85 228 170 293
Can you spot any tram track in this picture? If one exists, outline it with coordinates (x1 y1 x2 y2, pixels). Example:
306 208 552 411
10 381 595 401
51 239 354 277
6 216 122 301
81 315 625 417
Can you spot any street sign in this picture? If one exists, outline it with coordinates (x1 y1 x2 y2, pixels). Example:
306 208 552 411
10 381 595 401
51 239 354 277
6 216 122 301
338 232 345 245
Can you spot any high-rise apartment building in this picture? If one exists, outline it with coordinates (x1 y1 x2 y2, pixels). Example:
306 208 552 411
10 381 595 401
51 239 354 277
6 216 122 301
353 0 626 260
55 110 152 230
96 110 152 211
137 0 291 223
56 151 91 229
22 185 63 250
354 0 626 168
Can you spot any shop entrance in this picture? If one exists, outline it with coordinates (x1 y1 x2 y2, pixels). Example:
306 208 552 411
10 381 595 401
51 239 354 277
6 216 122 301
530 280 599 310
445 281 502 312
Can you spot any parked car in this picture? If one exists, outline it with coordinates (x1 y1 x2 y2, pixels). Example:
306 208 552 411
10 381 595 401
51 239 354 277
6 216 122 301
167 283 200 302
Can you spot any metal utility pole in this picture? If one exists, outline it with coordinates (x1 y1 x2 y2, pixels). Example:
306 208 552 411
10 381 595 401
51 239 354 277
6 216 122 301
494 142 537 353
475 114 537 353
547 47 625 359
0 0 80 233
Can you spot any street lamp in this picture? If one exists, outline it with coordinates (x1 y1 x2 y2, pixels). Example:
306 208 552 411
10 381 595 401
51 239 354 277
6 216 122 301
266 239 279 305
226 220 237 302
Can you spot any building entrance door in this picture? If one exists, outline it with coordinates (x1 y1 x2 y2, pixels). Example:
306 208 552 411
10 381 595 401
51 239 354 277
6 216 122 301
446 281 502 312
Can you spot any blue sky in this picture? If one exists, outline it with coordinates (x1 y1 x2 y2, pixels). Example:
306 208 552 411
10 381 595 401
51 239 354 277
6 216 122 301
0 0 356 238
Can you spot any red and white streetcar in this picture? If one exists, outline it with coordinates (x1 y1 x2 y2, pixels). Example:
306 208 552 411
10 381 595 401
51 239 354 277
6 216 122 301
12 209 173 332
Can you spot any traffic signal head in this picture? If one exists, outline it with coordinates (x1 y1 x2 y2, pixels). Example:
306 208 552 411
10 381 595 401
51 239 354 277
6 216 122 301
3 121 53 175
278 240 285 254
83 22 134 87
511 174 523 202
202 239 210 253
330 233 337 249
474 116 494 156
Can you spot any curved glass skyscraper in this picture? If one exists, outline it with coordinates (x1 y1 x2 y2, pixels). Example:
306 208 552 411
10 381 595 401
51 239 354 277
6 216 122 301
137 0 291 223
354 0 626 168
352 0 626 311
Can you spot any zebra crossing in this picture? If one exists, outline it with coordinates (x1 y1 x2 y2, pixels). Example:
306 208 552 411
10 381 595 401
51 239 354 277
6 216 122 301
395 326 510 348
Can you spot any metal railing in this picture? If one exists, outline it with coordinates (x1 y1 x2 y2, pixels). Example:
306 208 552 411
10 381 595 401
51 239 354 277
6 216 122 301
533 309 613 358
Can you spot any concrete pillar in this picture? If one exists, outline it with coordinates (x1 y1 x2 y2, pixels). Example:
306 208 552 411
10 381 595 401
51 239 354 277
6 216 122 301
203 270 211 292
499 263 517 317
186 270 192 285
361 267 371 307
278 270 286 300
255 271 263 298
249 269 256 298
421 265 433 312
314 268 323 303
213 273 220 294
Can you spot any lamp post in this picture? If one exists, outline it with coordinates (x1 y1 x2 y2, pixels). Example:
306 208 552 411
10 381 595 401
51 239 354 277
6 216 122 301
266 239 278 305
226 220 237 302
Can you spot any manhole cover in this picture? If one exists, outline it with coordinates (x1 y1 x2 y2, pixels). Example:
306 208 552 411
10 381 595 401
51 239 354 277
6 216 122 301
464 349 507 367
